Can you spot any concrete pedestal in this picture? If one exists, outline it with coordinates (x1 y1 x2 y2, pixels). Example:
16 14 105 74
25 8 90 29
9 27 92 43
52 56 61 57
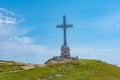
60 45 71 59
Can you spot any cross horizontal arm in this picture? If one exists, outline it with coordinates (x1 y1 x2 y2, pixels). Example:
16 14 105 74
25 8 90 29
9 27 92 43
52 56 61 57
56 24 73 28
56 24 64 28
66 24 73 28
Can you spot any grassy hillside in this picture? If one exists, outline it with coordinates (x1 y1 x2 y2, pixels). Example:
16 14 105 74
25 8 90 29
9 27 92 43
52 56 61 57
0 59 120 80
0 60 24 72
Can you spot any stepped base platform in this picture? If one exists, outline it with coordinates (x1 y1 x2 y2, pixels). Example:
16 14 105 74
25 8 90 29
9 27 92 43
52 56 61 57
53 56 78 62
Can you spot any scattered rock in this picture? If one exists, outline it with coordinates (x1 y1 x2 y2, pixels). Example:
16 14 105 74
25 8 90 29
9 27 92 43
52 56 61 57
55 74 62 77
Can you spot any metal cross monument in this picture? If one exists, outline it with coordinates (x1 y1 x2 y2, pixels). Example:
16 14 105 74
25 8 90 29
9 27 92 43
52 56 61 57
56 15 74 60
45 16 78 63
56 15 73 47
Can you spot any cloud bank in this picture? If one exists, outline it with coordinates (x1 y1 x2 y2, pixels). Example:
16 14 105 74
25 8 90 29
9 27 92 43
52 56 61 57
0 8 61 64
0 8 52 62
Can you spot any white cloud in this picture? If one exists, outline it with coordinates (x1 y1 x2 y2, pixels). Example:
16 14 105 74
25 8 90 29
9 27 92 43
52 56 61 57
115 23 120 28
71 45 120 66
0 8 15 15
0 8 23 39
0 8 18 25
0 36 46 54
0 8 48 55
94 11 120 30
0 8 59 64
71 46 112 54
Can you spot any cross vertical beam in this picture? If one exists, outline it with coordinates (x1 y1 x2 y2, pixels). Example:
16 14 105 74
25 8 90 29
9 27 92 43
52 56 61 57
63 16 67 46
56 15 73 47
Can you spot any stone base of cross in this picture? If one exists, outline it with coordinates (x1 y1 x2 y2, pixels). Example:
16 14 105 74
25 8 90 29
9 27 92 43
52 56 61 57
60 45 71 59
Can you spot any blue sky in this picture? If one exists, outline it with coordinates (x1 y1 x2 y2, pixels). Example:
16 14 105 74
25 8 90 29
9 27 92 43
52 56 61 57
0 0 120 66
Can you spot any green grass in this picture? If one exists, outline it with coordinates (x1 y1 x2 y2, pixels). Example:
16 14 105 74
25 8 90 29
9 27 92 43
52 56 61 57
0 59 120 80
0 61 24 72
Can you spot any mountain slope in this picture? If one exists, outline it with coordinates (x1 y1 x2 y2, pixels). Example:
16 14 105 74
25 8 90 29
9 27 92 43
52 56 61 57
0 59 120 80
0 60 25 72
